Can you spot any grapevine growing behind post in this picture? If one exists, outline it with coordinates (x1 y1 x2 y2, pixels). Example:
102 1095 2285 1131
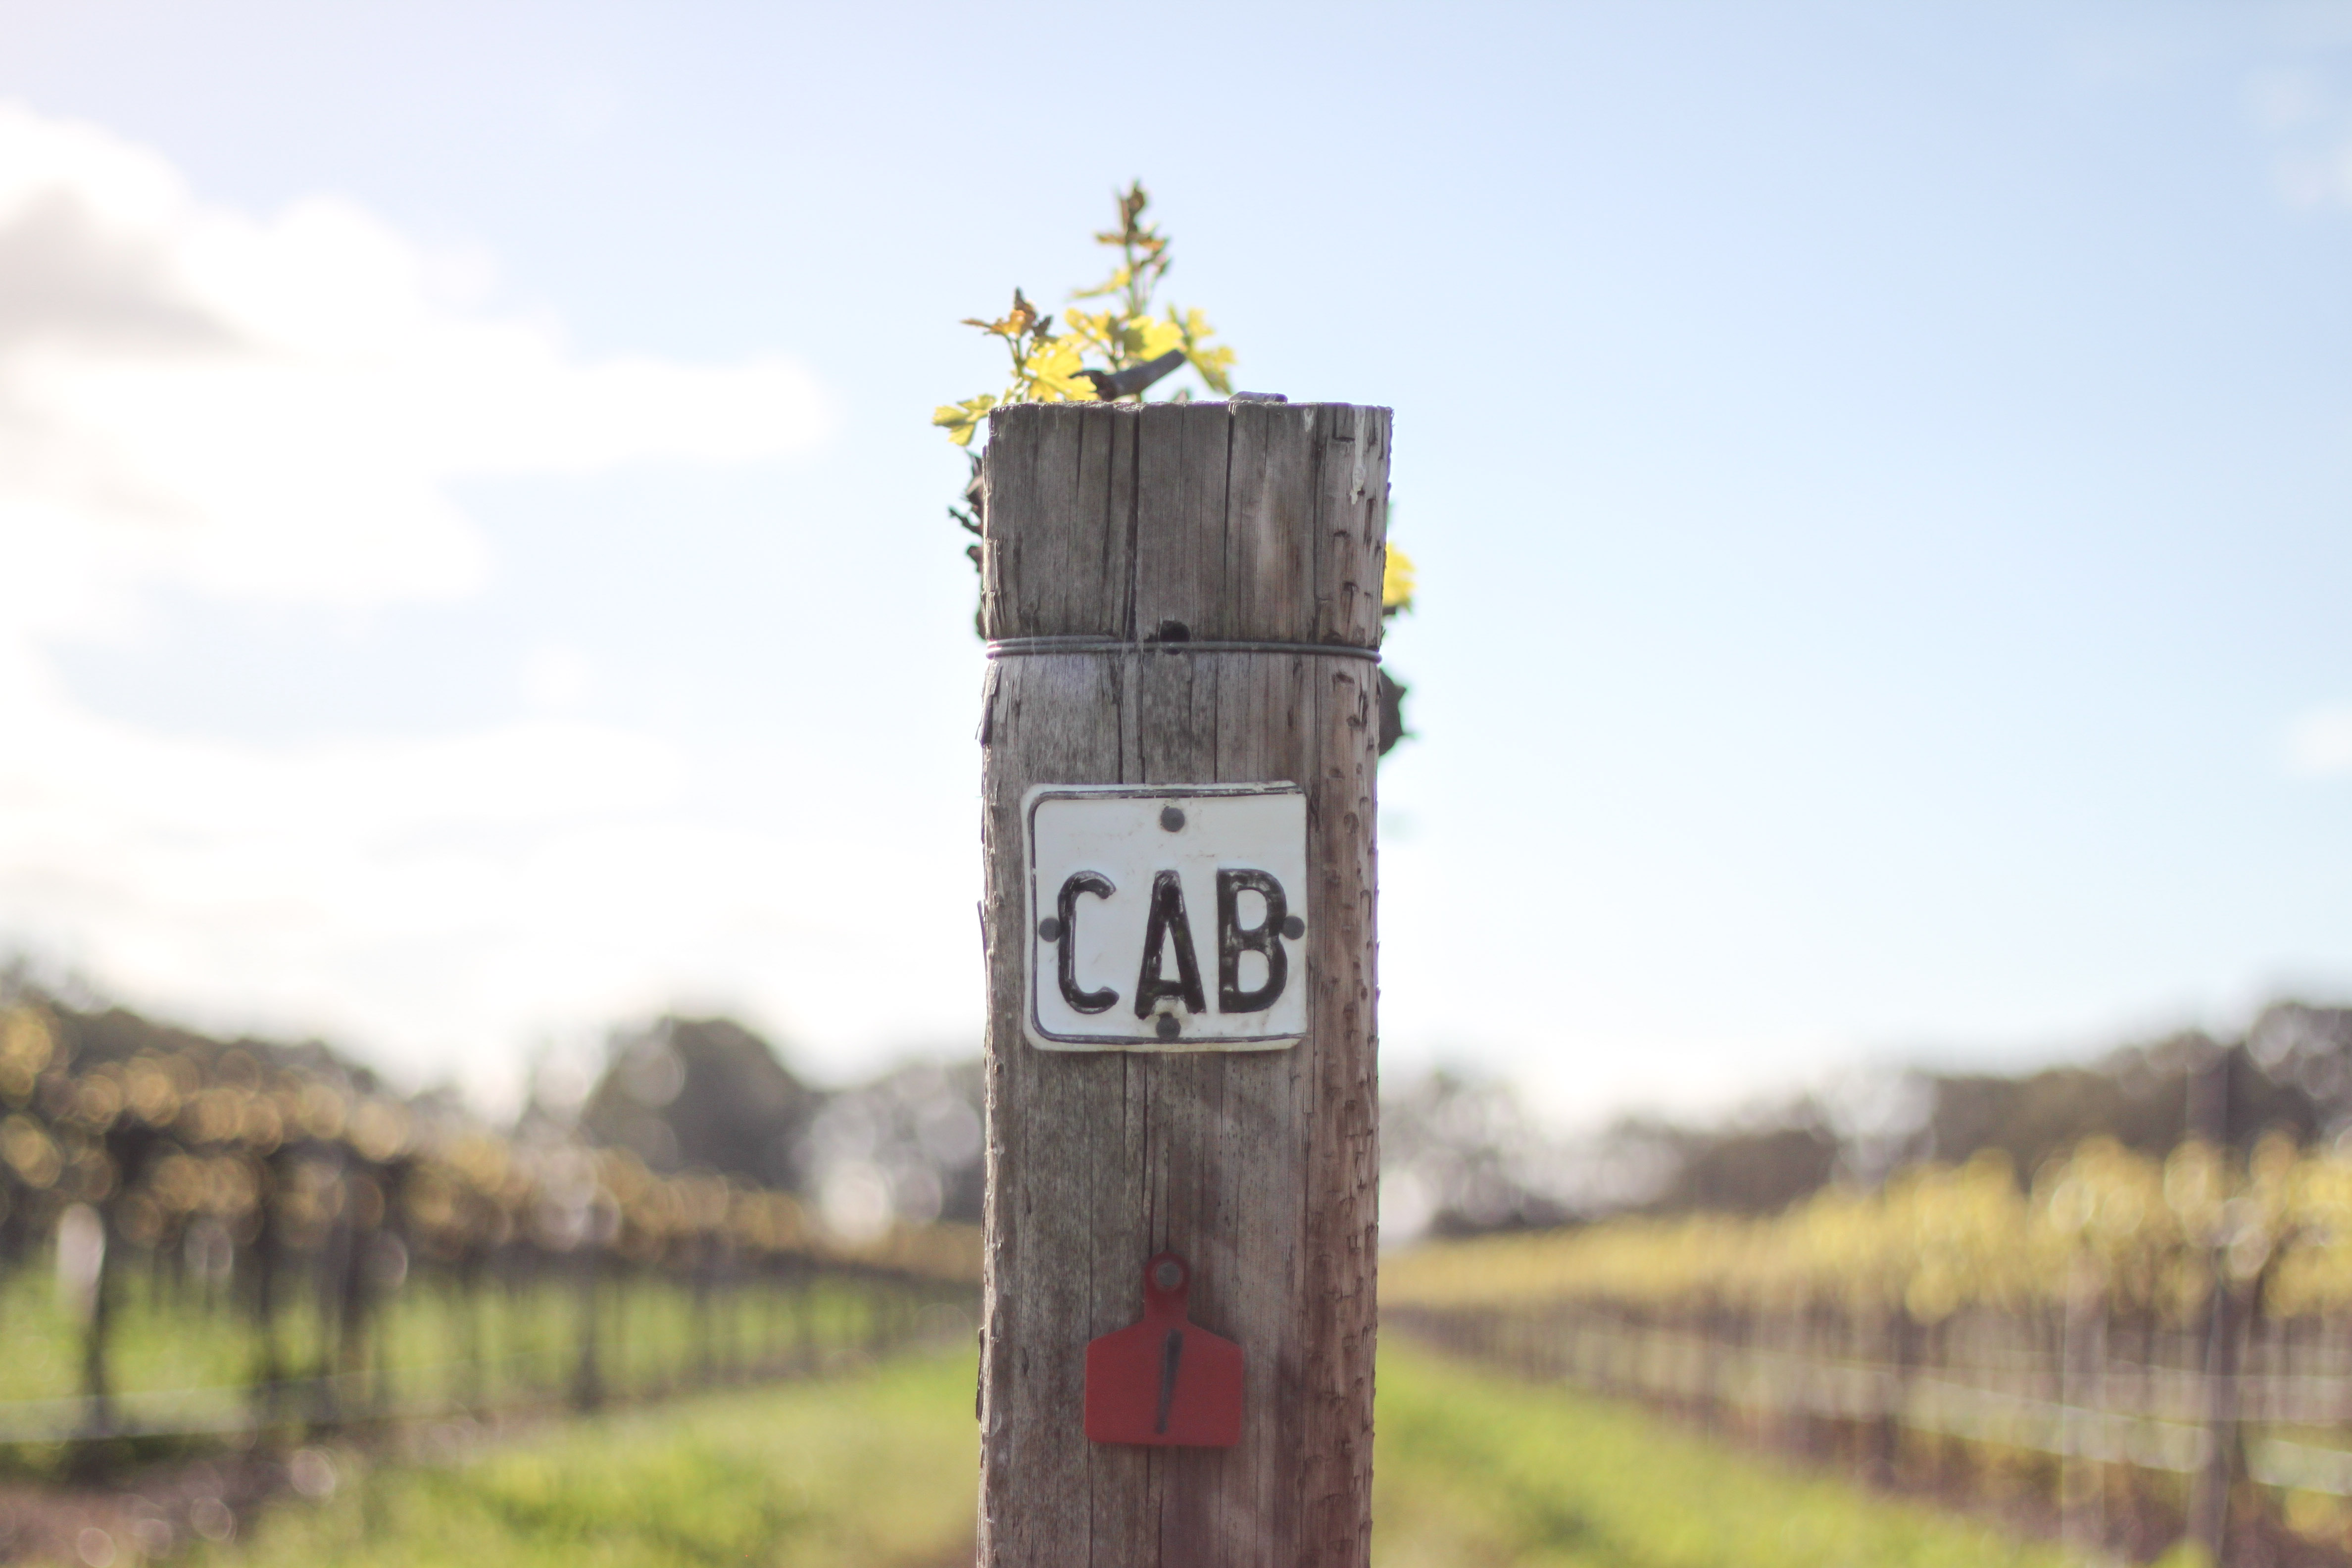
931 182 1418 755
930 182 1233 453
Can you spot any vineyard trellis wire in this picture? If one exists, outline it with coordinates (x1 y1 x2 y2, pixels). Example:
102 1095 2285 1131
0 1000 979 1464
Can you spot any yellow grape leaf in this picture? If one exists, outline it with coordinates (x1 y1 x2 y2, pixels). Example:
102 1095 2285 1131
1187 347 1236 395
1172 307 1235 394
1059 308 1117 357
1134 315 1183 360
1021 337 1096 402
933 393 999 446
963 290 1045 343
1382 545 1417 613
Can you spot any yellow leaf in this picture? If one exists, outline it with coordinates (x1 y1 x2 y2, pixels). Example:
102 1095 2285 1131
1019 338 1097 402
1135 316 1183 360
1382 545 1417 613
1171 307 1235 394
1187 347 1235 395
1059 308 1118 356
933 393 998 446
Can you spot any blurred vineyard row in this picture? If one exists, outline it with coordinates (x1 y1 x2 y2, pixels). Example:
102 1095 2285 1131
0 998 979 1463
1386 1127 2352 1564
1384 1132 2352 1322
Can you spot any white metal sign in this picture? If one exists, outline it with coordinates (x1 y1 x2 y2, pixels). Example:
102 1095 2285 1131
1023 783 1309 1052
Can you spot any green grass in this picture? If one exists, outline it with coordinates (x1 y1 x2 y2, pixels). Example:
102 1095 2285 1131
186 1343 2097 1568
201 1351 980 1568
1372 1347 2081 1568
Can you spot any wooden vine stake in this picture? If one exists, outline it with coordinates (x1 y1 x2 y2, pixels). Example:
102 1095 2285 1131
976 399 1389 1566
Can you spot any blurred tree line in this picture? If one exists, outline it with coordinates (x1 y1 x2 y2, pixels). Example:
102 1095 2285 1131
535 995 2352 1247
1380 1001 2352 1240
574 1015 984 1233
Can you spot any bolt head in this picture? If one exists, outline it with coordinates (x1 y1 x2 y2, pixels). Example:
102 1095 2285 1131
1037 917 1063 942
1155 1013 1180 1040
1159 805 1185 833
1282 915 1305 940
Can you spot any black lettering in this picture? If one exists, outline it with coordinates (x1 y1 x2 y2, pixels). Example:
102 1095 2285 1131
1133 870 1207 1019
1055 872 1118 1014
1216 869 1289 1014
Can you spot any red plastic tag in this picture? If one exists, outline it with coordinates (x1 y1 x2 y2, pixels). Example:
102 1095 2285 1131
1083 1252 1243 1447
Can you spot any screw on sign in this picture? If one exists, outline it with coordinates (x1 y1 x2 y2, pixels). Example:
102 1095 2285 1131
1083 1252 1243 1448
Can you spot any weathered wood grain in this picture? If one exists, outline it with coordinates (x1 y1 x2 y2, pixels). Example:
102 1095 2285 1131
980 403 1136 641
977 401 1388 1568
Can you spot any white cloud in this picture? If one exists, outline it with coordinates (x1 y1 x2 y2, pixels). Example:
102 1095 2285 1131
2250 69 2328 135
0 100 831 617
519 643 594 714
0 101 849 1086
2272 146 2352 209
2247 69 2352 210
2285 705 2352 777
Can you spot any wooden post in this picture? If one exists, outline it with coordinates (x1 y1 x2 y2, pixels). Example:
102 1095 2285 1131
975 399 1388 1567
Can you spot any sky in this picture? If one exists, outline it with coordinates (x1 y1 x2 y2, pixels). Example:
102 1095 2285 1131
3 2 2352 1122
